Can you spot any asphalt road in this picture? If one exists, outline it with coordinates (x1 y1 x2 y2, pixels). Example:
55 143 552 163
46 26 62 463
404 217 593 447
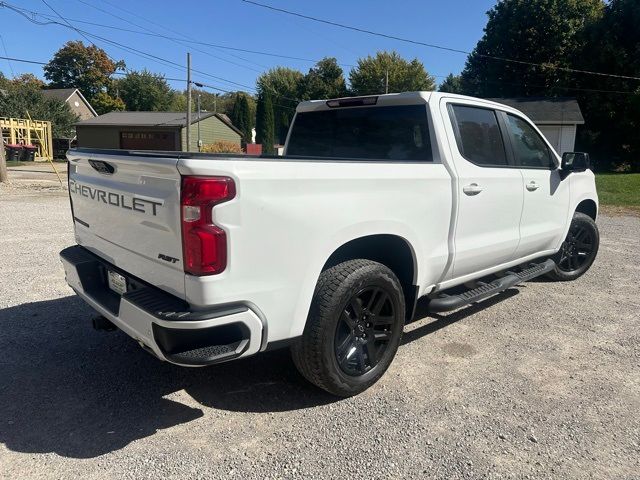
1 186 638 479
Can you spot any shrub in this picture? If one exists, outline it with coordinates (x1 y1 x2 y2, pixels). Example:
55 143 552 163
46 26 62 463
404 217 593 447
201 141 243 154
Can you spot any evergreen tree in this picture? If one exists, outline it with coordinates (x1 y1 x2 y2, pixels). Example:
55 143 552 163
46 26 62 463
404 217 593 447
256 91 275 155
257 67 303 144
438 74 464 94
230 93 253 143
238 94 253 143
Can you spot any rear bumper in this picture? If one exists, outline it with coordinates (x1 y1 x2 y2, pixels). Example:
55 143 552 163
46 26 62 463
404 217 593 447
60 245 264 366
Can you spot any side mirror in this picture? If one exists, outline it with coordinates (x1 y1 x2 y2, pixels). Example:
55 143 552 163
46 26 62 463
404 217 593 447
561 152 590 173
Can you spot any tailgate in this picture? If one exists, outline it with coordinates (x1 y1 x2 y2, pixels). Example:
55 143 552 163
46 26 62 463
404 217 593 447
67 150 186 298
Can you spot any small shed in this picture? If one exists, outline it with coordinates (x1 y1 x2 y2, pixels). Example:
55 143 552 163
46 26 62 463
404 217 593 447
490 97 584 154
42 88 97 120
75 111 242 151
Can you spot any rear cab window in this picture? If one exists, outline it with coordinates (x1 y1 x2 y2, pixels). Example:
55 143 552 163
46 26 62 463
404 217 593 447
286 104 432 161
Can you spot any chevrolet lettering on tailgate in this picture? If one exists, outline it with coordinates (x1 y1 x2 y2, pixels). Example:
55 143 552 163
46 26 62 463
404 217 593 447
69 179 163 216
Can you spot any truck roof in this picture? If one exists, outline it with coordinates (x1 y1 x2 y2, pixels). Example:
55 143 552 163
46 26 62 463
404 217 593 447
295 91 526 114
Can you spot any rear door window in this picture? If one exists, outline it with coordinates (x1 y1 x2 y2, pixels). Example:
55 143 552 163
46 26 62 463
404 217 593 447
286 105 432 161
506 114 556 169
450 105 508 166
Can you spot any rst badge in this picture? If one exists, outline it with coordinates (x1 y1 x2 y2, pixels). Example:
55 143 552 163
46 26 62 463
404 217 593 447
158 253 180 264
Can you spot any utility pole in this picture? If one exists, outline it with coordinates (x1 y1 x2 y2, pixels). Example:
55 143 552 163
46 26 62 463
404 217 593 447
197 93 202 152
385 69 389 94
186 52 192 152
0 140 8 184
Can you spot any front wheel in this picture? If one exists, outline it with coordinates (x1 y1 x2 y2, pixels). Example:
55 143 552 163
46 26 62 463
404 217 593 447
547 212 599 281
291 259 405 397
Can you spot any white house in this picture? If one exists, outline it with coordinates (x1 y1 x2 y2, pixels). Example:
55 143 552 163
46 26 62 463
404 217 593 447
490 97 585 154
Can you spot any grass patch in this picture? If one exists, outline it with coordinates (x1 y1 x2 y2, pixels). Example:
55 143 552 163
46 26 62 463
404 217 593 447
595 173 640 208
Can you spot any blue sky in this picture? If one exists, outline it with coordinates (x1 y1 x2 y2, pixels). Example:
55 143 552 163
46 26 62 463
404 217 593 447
0 0 496 94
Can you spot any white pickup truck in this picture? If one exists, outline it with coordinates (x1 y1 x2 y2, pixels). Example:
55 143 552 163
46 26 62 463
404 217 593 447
60 92 599 396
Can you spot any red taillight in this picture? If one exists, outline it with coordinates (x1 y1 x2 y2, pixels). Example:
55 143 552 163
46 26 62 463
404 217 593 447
180 176 235 275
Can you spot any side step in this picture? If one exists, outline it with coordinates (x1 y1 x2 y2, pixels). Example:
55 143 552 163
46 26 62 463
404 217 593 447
428 259 555 313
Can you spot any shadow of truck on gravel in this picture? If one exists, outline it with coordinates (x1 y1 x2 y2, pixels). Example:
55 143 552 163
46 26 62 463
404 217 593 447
0 296 337 458
0 289 520 459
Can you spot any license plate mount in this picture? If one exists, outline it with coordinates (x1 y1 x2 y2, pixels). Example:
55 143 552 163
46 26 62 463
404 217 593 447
107 270 127 296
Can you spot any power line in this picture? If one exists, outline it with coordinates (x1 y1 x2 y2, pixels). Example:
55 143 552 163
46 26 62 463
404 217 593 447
77 0 301 102
2 2 343 67
49 13 350 66
2 1 301 102
0 34 15 77
94 0 270 70
2 54 636 97
74 0 268 74
241 0 640 82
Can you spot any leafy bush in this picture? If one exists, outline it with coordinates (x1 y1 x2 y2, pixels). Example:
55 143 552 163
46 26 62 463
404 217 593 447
201 141 243 154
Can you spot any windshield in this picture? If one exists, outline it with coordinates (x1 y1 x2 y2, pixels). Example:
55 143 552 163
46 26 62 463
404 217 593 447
286 104 432 161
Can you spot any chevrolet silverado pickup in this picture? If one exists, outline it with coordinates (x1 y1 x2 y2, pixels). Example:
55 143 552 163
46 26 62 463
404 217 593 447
60 92 599 396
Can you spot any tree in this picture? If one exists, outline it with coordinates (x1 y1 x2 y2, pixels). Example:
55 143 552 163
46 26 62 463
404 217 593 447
300 57 348 100
438 74 464 94
0 79 78 138
229 93 253 143
349 51 436 96
257 67 303 144
256 90 275 154
576 0 640 171
459 0 604 97
92 91 125 115
115 70 175 111
44 41 124 102
11 73 45 89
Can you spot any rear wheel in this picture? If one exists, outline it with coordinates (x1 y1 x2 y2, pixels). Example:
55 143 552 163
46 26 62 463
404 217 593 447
291 259 405 397
547 212 599 281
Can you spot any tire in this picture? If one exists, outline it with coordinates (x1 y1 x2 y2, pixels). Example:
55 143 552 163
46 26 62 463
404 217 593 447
546 212 599 281
291 259 405 397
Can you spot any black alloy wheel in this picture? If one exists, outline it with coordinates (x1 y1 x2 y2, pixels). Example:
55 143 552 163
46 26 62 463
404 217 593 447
334 287 395 376
291 259 405 397
547 212 599 281
556 222 596 273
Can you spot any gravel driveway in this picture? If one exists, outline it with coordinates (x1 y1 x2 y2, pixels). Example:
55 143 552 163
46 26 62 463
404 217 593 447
1 186 638 479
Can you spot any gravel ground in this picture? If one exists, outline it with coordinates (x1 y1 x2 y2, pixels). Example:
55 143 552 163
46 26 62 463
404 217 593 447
0 186 638 480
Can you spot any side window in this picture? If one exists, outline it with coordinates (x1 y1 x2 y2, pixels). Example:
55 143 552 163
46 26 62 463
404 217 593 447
506 114 556 169
450 105 507 166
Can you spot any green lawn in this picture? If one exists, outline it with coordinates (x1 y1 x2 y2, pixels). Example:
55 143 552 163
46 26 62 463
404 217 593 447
595 173 640 208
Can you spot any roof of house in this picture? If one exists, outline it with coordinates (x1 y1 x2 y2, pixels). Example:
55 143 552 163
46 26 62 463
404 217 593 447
76 111 242 134
488 97 584 124
42 88 97 116
42 88 78 102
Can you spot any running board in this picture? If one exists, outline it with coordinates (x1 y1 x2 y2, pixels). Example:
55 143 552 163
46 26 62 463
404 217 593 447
428 259 556 313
